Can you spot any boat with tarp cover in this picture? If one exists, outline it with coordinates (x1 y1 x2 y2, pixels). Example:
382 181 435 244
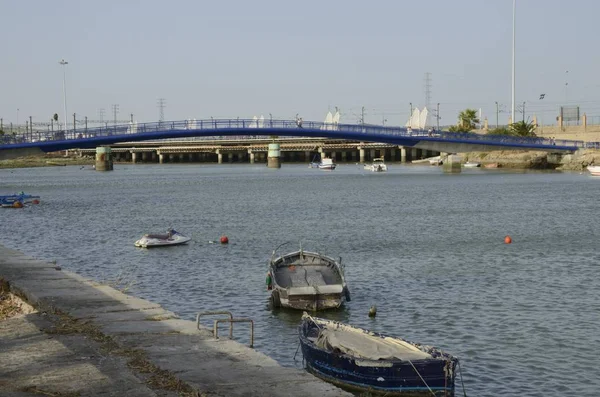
299 314 460 396
134 229 191 248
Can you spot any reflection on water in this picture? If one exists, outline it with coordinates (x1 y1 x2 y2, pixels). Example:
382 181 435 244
1 163 599 396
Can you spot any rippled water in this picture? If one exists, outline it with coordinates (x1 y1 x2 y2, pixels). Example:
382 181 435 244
1 163 599 396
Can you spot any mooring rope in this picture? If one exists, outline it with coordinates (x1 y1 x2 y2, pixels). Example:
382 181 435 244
407 359 436 396
458 359 468 397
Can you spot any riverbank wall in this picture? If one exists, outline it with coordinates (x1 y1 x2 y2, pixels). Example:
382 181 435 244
0 244 349 397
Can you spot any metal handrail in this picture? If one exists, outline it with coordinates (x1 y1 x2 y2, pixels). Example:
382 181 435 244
214 318 254 348
196 311 233 338
0 117 591 151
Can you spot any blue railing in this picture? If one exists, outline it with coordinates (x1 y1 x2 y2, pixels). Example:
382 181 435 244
0 118 592 150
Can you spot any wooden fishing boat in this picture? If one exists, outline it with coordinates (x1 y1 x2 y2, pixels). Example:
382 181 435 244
299 314 459 396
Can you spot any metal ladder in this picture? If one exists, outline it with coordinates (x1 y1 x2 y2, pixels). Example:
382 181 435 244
196 311 254 348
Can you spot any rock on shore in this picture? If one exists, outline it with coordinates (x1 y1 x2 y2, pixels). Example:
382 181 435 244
461 149 600 171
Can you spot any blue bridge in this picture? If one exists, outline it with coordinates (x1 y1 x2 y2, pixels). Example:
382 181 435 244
0 118 589 161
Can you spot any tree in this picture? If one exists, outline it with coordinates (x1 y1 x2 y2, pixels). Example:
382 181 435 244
508 120 537 137
448 108 479 132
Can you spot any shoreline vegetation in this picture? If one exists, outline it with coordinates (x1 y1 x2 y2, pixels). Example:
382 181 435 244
1 150 599 170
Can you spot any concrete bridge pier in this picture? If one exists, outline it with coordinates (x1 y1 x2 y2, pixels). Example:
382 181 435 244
400 147 407 163
268 143 281 168
216 150 223 164
442 154 462 173
228 153 233 163
131 152 137 164
158 153 164 164
359 147 365 163
248 149 255 164
169 154 175 163
95 146 113 171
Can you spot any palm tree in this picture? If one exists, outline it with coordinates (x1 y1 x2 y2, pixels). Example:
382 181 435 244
458 109 480 131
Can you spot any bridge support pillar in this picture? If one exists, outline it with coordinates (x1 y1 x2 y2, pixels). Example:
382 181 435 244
248 150 255 164
318 147 325 161
216 150 223 164
169 154 175 163
400 147 407 163
359 147 365 163
159 153 164 164
341 151 347 162
390 148 395 161
267 143 281 169
131 152 137 164
95 146 113 172
442 154 462 174
228 153 233 163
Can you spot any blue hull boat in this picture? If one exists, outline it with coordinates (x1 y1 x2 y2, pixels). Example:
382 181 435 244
299 314 458 396
0 193 41 207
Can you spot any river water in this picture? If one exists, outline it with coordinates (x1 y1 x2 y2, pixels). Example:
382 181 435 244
1 163 598 396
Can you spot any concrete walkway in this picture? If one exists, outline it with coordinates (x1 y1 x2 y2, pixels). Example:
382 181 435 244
0 245 350 397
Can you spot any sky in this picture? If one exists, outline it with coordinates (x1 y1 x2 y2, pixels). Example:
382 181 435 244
2 0 599 128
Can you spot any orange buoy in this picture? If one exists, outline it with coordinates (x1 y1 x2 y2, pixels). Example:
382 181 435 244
32 199 40 205
220 235 229 244
12 201 23 208
504 235 512 244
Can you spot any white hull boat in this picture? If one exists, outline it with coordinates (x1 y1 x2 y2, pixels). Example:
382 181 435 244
134 229 191 248
318 158 337 170
463 162 481 168
587 165 600 176
364 158 387 172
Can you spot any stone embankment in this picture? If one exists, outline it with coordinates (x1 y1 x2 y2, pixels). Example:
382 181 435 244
460 149 600 170
0 245 349 397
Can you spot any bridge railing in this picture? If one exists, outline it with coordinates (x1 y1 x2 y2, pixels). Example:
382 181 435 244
0 118 592 149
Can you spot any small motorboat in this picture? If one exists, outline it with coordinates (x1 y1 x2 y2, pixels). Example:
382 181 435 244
0 192 41 208
267 243 350 311
134 229 191 248
463 161 481 168
364 157 387 172
318 157 337 170
587 165 600 176
428 156 443 166
299 314 459 396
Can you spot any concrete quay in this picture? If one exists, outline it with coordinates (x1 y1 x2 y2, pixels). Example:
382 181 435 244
0 245 350 397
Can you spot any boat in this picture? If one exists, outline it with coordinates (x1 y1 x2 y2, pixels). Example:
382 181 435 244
318 157 337 170
364 158 387 172
587 165 600 176
308 154 321 168
299 314 459 396
267 243 350 311
463 161 481 168
134 229 191 248
428 156 443 166
0 192 41 207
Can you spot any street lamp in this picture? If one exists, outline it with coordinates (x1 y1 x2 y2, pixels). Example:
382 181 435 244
16 108 19 127
59 59 69 131
511 0 516 123
495 101 499 128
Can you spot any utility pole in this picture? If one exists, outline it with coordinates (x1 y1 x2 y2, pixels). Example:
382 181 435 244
361 106 365 127
99 108 106 123
130 113 134 123
85 116 88 133
410 102 413 117
0 118 3 131
29 116 32 137
73 113 76 133
436 103 440 130
157 98 166 122
112 104 119 125
495 102 499 128
522 101 525 122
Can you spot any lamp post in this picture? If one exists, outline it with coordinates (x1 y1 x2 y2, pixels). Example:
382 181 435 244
511 0 516 124
59 59 69 131
495 101 499 128
16 108 19 129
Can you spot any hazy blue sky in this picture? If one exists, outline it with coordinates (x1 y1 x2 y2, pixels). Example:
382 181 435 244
2 0 598 127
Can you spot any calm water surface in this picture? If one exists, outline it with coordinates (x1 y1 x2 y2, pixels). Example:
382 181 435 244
1 163 598 396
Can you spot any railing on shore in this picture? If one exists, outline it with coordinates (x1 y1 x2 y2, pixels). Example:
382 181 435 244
1 118 596 150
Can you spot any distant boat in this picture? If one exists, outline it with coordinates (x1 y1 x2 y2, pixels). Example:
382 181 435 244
364 157 387 172
587 165 600 176
318 157 336 170
134 229 191 248
299 314 459 396
0 192 41 207
463 161 481 168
